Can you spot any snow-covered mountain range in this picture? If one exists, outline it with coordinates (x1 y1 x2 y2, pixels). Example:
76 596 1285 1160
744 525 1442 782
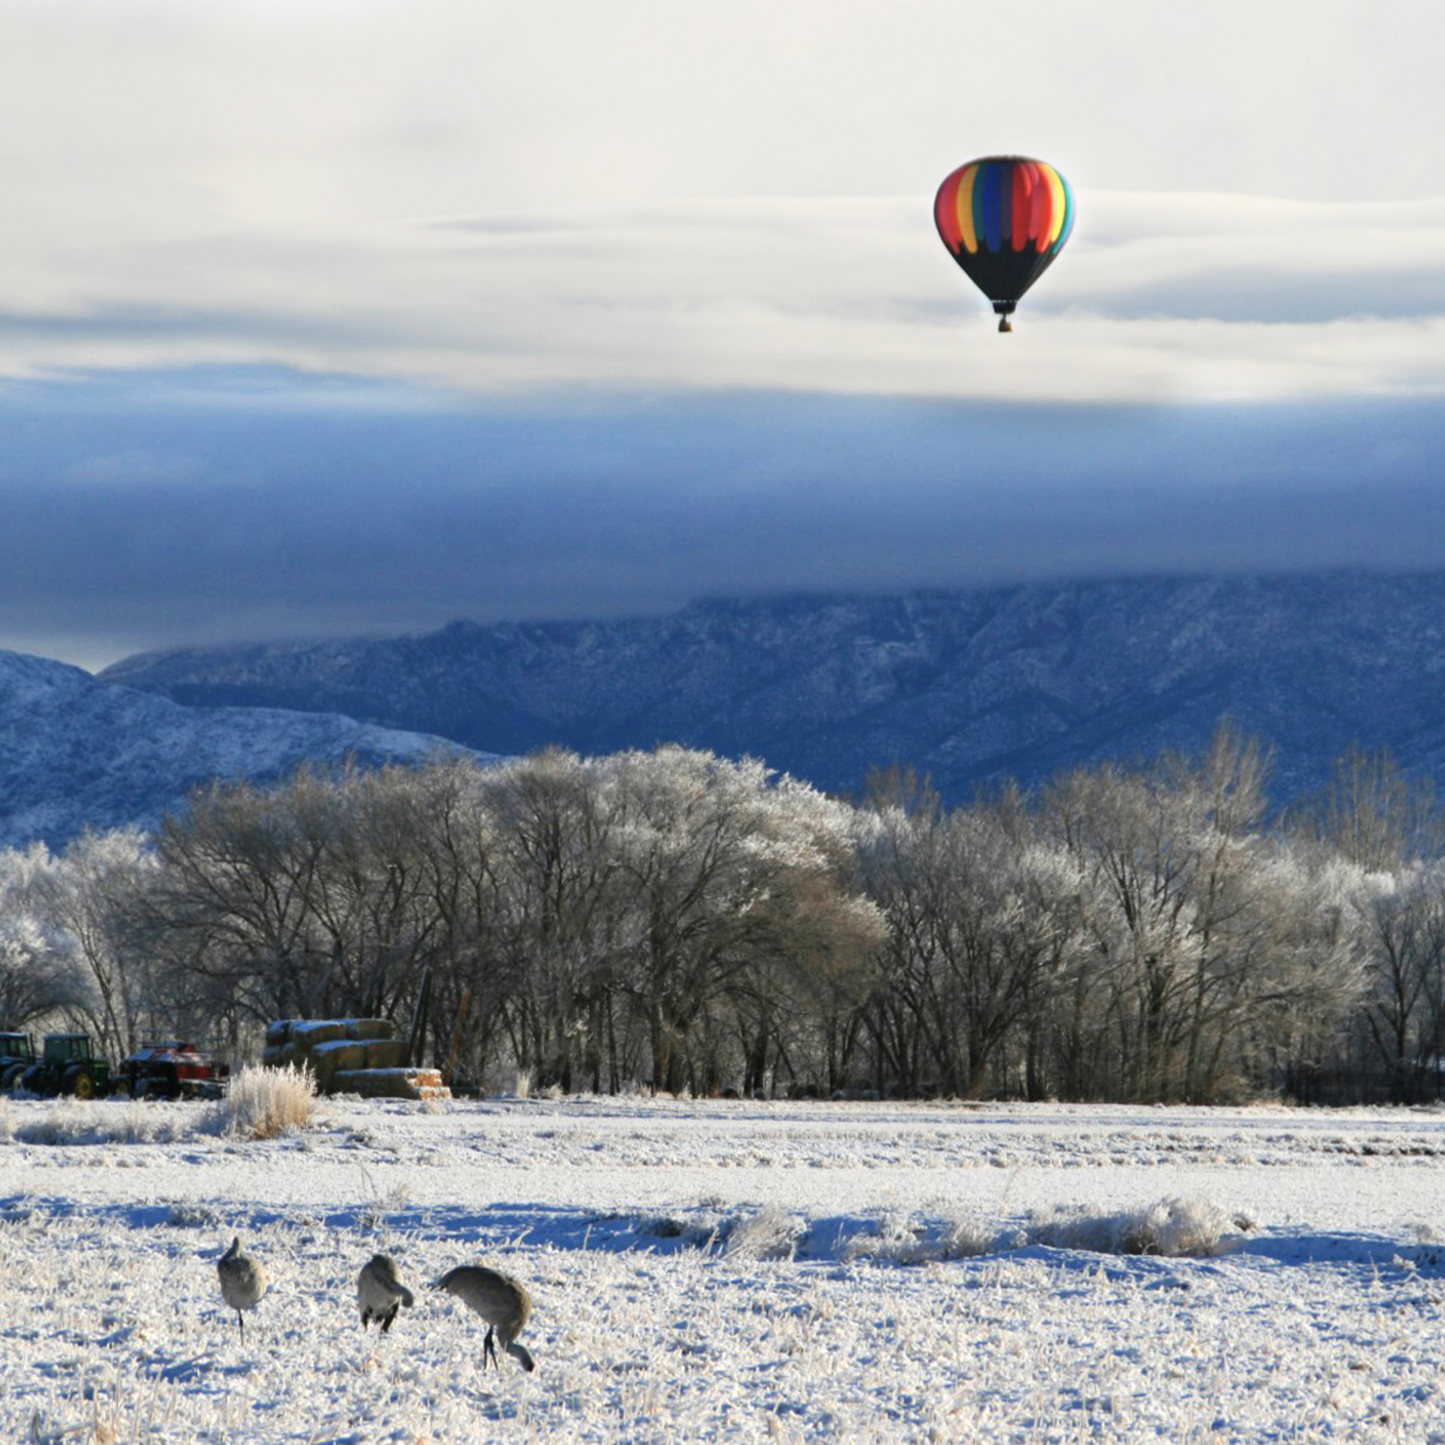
0 650 468 848
98 571 1445 809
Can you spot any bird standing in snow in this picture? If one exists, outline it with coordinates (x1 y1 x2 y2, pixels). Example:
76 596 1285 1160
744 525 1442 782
217 1236 268 1340
435 1264 535 1372
357 1253 415 1333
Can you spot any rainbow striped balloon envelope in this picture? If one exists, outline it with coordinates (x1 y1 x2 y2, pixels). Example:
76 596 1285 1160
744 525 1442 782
934 156 1075 332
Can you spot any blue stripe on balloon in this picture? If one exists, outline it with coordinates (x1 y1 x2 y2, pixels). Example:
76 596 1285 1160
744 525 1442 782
977 163 1006 251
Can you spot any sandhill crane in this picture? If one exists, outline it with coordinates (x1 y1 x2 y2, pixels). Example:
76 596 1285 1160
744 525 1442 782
357 1253 415 1334
217 1237 268 1340
434 1265 535 1372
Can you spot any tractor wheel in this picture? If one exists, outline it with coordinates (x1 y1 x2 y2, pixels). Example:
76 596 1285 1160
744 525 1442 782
20 1065 47 1096
109 1078 131 1100
2 1065 24 1092
65 1068 96 1100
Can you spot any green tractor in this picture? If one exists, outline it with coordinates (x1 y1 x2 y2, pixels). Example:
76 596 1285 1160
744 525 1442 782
0 1032 37 1091
19 1034 117 1100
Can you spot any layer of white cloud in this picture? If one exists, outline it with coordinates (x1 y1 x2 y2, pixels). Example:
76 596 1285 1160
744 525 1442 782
1 192 1442 403
1 2 1442 404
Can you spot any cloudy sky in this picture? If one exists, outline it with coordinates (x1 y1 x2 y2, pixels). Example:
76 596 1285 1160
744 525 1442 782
2 0 1443 669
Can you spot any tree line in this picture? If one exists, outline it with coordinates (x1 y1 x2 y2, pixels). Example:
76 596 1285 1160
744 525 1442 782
4 726 1445 1105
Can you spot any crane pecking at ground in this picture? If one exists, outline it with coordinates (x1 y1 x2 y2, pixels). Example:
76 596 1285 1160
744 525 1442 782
357 1253 415 1334
434 1264 535 1372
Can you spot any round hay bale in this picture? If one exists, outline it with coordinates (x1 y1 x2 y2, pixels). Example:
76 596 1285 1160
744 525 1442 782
290 1020 350 1048
365 1039 410 1069
349 1018 394 1041
310 1040 368 1091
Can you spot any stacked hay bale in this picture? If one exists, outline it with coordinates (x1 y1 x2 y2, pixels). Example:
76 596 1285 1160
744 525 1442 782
332 1066 451 1102
262 1018 450 1100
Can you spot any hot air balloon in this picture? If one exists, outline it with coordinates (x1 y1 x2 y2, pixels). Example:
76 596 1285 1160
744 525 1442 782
934 156 1074 332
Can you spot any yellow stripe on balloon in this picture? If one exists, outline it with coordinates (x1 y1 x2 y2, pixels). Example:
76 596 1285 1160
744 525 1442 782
1042 167 1067 247
954 164 980 254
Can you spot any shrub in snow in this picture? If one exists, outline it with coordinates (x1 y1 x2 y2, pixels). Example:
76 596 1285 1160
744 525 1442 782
726 1205 806 1261
1024 1197 1241 1258
207 1063 317 1140
843 1209 997 1265
938 1211 1003 1260
635 1213 690 1239
634 1202 739 1249
0 1097 192 1146
1408 1222 1445 1270
165 1203 221 1229
841 1212 925 1265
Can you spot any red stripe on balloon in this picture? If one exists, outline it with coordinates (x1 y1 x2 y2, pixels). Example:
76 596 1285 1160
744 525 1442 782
934 170 960 251
1027 162 1051 246
1011 163 1032 252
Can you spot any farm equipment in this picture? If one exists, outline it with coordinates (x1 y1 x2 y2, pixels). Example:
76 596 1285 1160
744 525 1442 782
119 1040 231 1100
19 1033 114 1099
0 1032 37 1090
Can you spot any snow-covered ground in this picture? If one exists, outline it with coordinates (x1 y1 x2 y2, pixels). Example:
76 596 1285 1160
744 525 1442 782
3 1094 1445 1443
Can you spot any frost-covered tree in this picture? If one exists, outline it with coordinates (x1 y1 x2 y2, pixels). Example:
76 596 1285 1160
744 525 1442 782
0 843 82 1027
1355 863 1445 1098
858 787 1082 1098
601 747 880 1095
154 764 444 1027
77 726 1444 1102
33 828 159 1056
479 748 630 1092
1044 759 1213 1100
154 773 336 1022
1195 843 1371 1103
1301 745 1444 870
1041 725 1310 1102
392 755 512 1088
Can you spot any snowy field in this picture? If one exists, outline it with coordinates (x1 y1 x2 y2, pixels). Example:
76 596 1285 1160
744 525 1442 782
4 1093 1445 1444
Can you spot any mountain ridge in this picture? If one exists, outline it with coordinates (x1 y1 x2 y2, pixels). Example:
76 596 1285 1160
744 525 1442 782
0 649 476 848
96 571 1445 807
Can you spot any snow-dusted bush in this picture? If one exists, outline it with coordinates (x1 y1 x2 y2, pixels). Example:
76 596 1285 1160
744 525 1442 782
938 1210 1004 1259
801 1198 1248 1268
832 1197 1246 1266
634 1209 723 1248
1023 1196 1242 1258
207 1063 317 1140
843 1208 998 1265
726 1205 806 1261
165 1203 222 1228
0 1097 193 1146
1407 1222 1445 1270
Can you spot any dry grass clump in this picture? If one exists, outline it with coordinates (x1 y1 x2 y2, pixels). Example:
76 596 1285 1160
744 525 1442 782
1409 1222 1445 1269
0 1097 193 1146
840 1198 1244 1266
207 1063 318 1140
1024 1196 1242 1258
844 1208 998 1265
725 1205 806 1261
